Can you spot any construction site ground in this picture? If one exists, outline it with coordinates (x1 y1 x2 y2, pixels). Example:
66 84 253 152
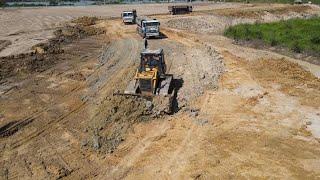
1 3 320 179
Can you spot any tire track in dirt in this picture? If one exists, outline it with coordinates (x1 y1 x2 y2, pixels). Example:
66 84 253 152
93 20 225 179
3 38 138 149
106 122 171 179
1 26 144 178
0 39 101 148
9 101 87 149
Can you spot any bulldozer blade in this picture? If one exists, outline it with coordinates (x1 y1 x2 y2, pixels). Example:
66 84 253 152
124 80 139 95
158 75 173 96
113 92 142 97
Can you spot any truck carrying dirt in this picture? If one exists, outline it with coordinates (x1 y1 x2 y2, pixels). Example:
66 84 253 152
136 17 161 38
121 10 137 24
168 5 193 15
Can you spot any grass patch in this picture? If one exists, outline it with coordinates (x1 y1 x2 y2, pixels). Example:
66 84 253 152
225 17 320 57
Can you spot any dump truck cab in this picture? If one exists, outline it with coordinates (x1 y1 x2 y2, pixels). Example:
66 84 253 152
122 10 137 24
136 17 160 38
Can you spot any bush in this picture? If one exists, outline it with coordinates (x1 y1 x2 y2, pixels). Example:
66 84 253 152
49 0 58 6
311 36 320 44
0 0 6 7
291 41 303 53
270 38 279 46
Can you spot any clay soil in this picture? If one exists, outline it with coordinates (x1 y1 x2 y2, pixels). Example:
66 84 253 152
0 3 320 179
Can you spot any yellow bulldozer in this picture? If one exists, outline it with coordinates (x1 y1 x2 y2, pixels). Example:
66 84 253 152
124 48 172 96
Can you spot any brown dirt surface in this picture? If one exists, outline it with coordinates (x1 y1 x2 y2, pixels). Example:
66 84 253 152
246 58 320 107
1 3 320 179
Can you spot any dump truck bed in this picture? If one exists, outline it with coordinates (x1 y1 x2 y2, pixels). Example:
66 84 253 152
168 5 192 15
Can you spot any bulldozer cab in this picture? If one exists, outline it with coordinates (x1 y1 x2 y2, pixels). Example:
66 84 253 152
135 48 166 95
123 48 172 97
139 49 166 76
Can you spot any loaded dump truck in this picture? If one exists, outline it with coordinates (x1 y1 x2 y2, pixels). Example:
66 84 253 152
136 17 160 38
168 5 192 15
121 10 137 24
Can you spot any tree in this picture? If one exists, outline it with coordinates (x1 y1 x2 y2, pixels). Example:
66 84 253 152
0 0 6 7
49 0 58 6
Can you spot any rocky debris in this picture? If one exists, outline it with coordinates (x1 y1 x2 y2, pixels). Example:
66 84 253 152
92 135 101 150
86 96 149 153
152 95 174 116
57 167 72 179
44 163 72 179
85 93 175 153
190 108 200 117
165 15 253 34
205 44 225 85
145 101 154 111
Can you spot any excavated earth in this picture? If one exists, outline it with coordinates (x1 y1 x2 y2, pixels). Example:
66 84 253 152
0 3 320 179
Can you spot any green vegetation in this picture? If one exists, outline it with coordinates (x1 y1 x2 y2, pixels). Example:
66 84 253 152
224 17 320 56
0 0 5 7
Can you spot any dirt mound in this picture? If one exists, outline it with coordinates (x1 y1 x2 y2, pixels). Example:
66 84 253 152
165 16 254 34
71 16 99 26
35 19 105 54
82 95 157 153
215 5 312 18
0 17 105 80
0 52 57 80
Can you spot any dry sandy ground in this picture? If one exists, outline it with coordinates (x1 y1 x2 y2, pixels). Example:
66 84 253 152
0 3 320 179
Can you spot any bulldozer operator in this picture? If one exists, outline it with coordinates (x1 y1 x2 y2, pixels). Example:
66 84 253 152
144 37 148 49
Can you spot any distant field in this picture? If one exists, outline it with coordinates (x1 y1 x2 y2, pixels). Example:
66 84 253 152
225 0 320 4
224 17 320 57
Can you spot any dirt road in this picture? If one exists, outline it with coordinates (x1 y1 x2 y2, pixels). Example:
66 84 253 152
0 2 243 57
1 3 320 179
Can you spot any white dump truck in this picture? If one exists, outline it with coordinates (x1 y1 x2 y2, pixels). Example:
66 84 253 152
121 10 137 24
136 17 161 38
